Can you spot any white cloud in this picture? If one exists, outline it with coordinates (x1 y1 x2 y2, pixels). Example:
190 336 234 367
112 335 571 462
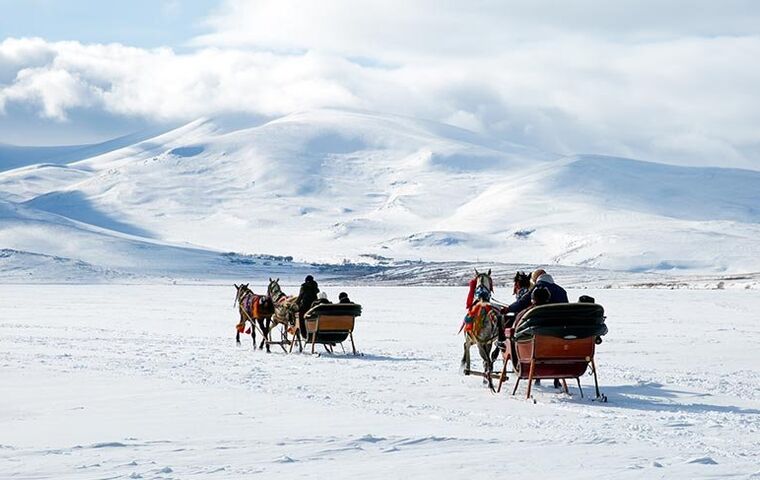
1 1 760 169
195 0 760 58
1 66 95 120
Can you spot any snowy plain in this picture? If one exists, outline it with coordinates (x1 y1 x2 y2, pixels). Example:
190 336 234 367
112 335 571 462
1 284 758 479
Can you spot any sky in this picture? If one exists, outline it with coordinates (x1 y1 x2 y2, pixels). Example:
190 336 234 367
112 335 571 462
1 0 759 169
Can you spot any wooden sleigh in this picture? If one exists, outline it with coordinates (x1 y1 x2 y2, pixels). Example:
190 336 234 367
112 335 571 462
497 302 608 400
290 303 362 355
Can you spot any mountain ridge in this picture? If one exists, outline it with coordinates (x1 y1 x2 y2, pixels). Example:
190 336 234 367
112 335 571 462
1 108 759 279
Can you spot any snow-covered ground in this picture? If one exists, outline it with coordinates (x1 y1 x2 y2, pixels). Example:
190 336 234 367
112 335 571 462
2 284 758 479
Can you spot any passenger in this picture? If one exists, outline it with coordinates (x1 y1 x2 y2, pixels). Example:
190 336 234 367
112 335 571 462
310 291 331 308
514 285 561 389
514 286 551 329
338 292 352 304
504 268 568 315
498 268 566 341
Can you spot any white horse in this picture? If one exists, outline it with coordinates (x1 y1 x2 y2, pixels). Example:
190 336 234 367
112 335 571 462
461 269 501 392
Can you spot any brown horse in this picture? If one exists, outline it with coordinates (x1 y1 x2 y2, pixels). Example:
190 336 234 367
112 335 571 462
234 283 275 352
461 269 501 392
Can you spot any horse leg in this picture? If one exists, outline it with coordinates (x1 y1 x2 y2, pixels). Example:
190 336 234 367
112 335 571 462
257 318 265 350
478 343 488 385
461 337 471 374
478 341 495 391
297 315 303 353
491 315 505 363
258 318 269 351
292 310 303 353
250 320 256 349
491 345 502 363
266 318 272 352
236 311 243 345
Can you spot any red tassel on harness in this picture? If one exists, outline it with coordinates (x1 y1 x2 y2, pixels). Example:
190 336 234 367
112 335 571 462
466 278 477 309
245 327 251 334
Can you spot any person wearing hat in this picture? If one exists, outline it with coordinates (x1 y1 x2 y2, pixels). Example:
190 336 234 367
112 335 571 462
338 292 352 304
504 268 568 314
297 275 320 331
297 275 319 307
310 291 331 308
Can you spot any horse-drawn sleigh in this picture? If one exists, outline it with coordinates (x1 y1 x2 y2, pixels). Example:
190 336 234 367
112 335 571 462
462 269 608 400
234 279 362 355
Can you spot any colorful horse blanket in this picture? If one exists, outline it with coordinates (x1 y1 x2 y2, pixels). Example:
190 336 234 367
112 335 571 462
242 294 269 318
237 294 269 333
462 301 496 335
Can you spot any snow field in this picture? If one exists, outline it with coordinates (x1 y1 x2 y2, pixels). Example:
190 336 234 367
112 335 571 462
1 285 759 479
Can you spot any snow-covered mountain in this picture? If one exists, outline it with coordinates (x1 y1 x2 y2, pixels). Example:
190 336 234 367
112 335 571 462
1 108 759 280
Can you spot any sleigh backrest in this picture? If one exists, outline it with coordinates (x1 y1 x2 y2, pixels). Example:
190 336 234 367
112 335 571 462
532 335 596 360
306 314 356 334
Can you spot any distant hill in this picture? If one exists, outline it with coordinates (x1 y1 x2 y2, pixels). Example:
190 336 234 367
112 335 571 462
1 108 759 280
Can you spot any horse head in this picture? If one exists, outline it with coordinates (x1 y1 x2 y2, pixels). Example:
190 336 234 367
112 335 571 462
234 283 253 307
473 268 493 294
267 278 282 300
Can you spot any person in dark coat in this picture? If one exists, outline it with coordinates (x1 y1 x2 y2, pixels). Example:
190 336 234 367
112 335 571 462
514 285 551 328
496 269 568 355
297 275 320 312
297 275 320 332
511 273 566 389
338 292 352 304
505 269 568 314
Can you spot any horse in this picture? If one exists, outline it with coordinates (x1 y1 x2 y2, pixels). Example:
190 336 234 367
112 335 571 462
266 278 301 351
461 269 501 392
234 283 274 351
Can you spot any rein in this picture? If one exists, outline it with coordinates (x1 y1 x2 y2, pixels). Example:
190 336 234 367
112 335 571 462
488 296 508 309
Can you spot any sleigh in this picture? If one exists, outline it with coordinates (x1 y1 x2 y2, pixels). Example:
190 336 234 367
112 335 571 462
497 302 608 400
291 303 362 355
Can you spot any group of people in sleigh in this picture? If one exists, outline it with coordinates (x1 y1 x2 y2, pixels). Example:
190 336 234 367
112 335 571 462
296 274 353 321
